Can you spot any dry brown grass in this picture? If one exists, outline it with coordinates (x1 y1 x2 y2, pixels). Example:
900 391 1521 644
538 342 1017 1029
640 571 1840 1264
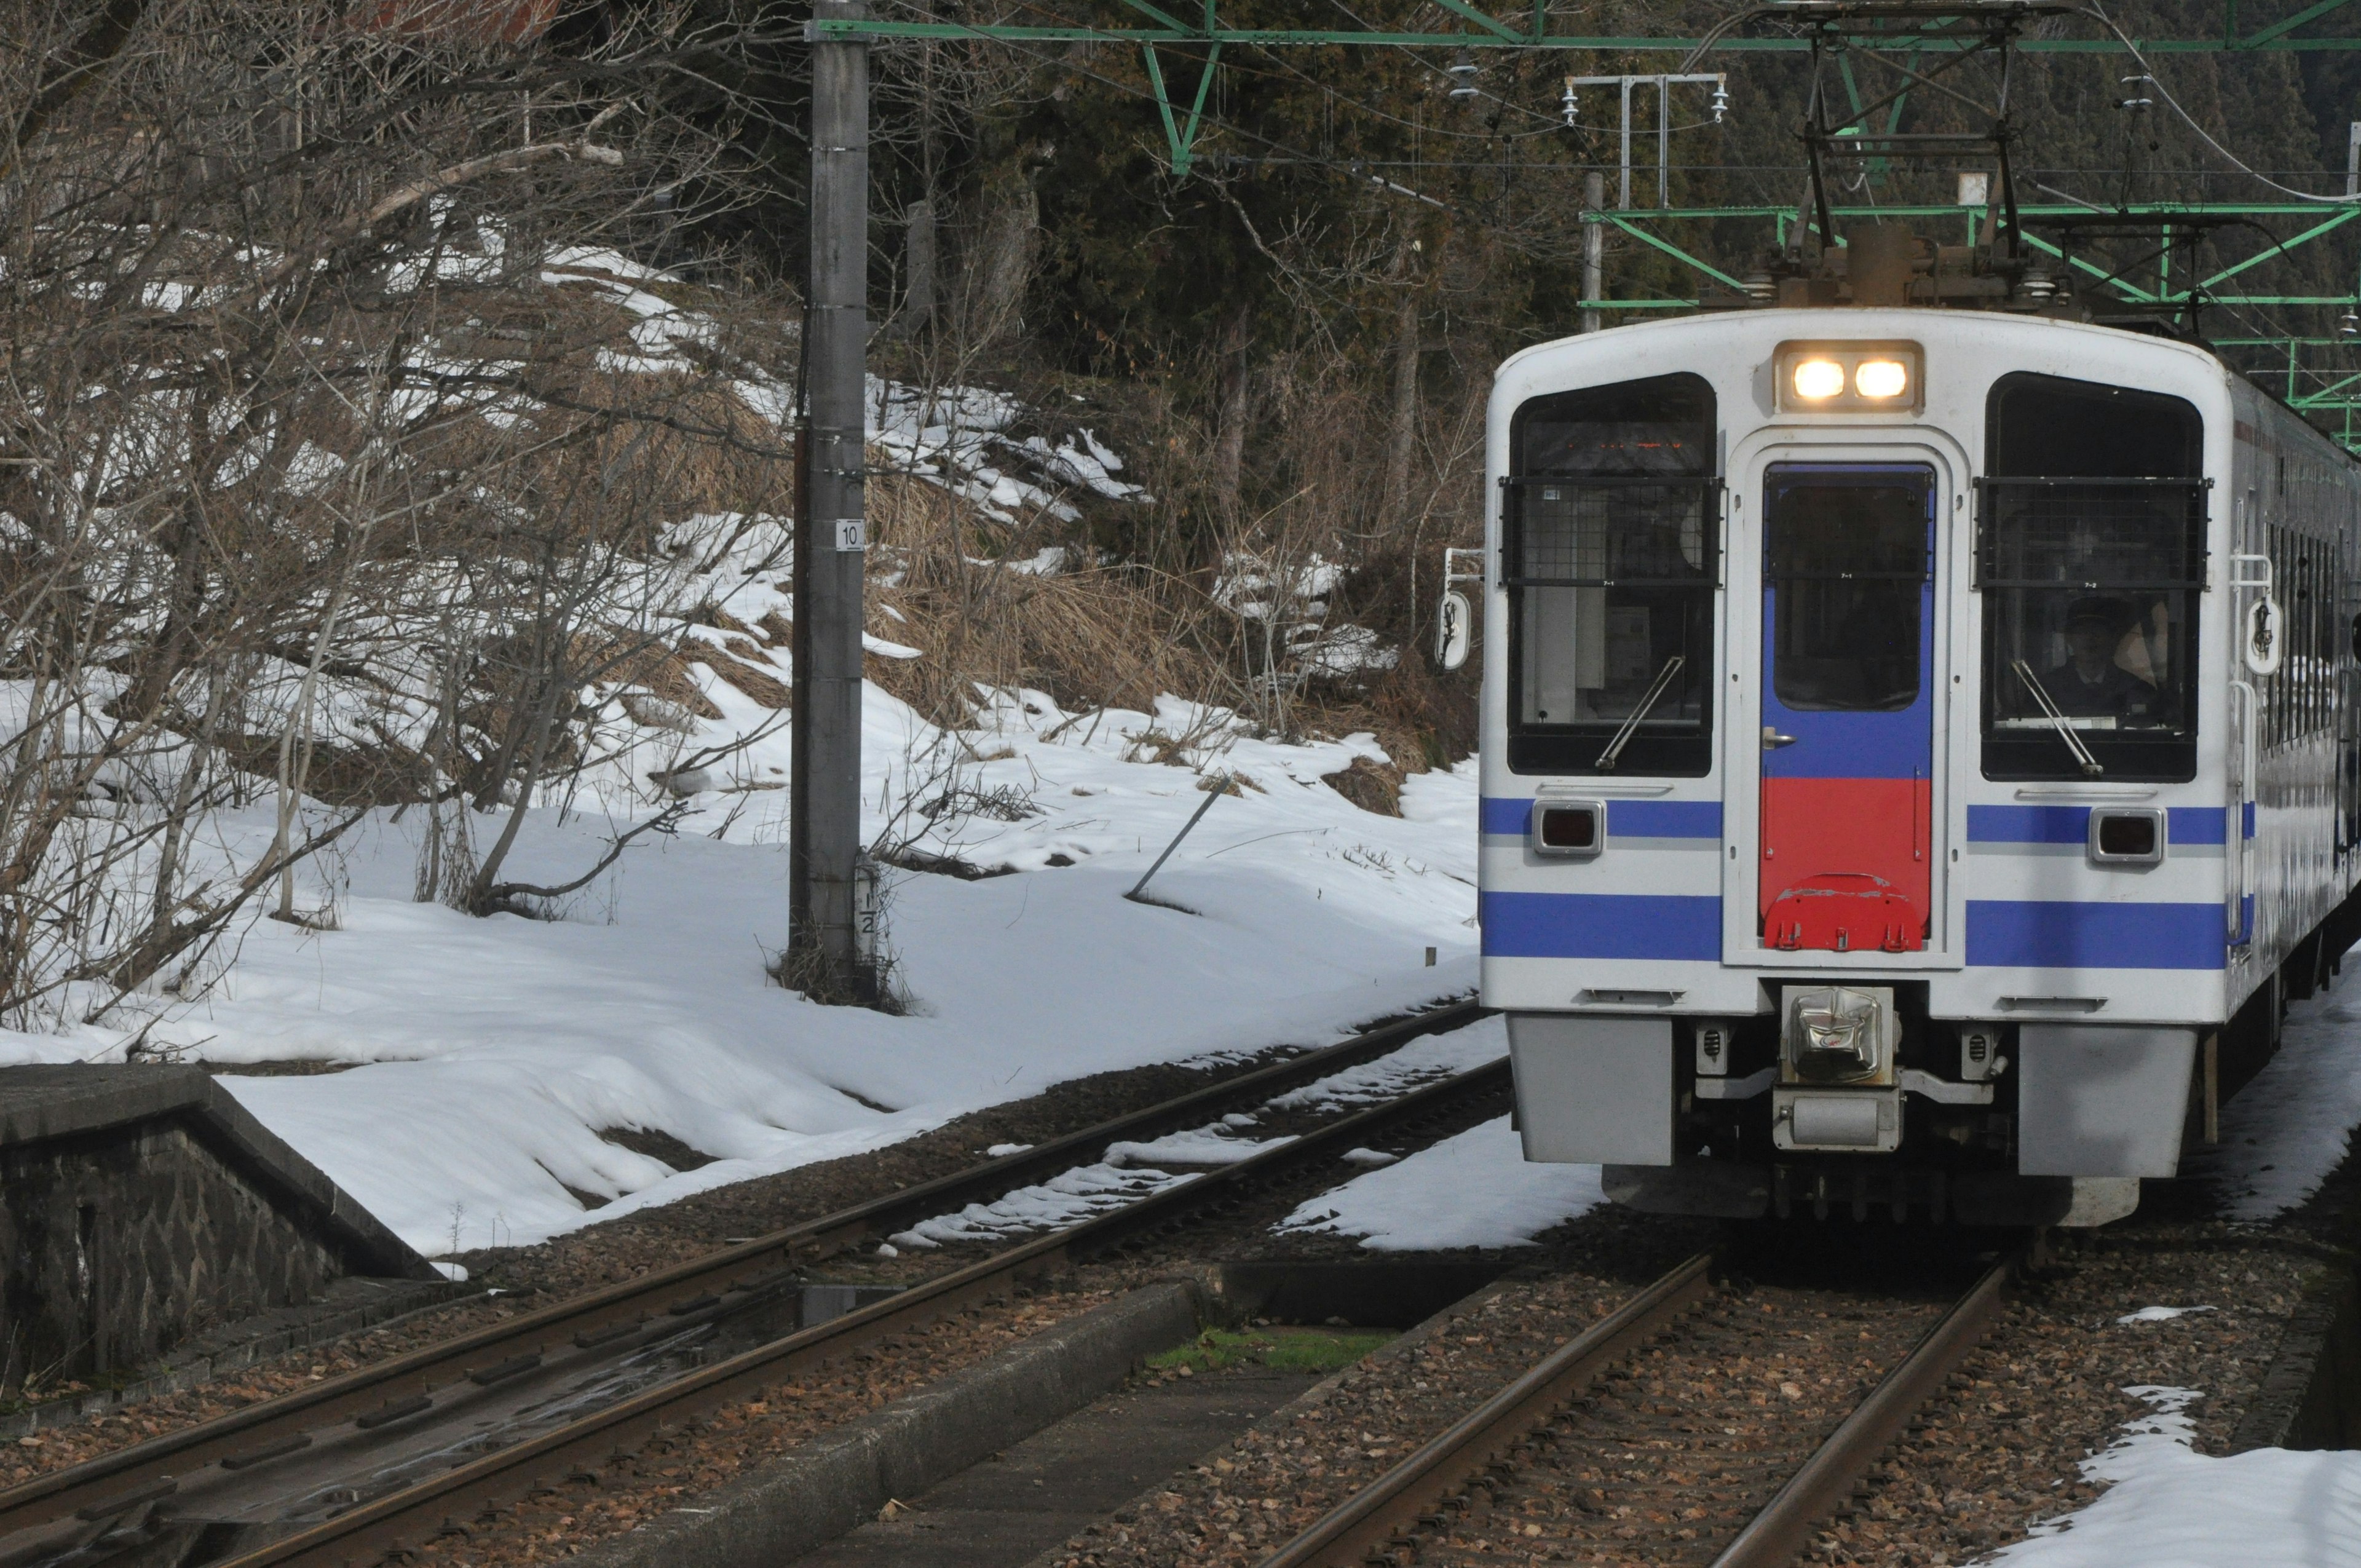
861 472 1226 727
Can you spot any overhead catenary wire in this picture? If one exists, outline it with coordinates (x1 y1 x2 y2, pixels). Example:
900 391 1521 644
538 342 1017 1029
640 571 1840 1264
2075 1 2361 206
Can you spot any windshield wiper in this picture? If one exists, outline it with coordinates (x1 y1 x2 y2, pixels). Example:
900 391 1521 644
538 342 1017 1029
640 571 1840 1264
2012 659 2103 776
1596 655 1686 770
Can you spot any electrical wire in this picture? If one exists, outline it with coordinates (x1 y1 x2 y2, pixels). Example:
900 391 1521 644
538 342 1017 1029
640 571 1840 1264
2074 1 2361 205
1317 0 1565 132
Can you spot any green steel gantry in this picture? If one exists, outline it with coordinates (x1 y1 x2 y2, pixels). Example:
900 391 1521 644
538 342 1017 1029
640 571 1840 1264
820 0 2361 50
830 2 2361 440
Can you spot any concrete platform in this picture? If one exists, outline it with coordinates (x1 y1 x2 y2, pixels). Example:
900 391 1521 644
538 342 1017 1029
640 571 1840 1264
789 1366 1324 1568
0 1065 432 1395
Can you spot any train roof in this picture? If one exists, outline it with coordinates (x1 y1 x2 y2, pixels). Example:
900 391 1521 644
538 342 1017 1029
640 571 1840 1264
1498 309 2361 475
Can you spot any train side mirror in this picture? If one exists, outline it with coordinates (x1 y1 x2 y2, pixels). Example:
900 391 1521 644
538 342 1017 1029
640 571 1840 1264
1435 589 1471 671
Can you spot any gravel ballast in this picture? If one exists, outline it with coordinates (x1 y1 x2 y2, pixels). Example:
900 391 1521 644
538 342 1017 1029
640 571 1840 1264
1018 1218 2341 1568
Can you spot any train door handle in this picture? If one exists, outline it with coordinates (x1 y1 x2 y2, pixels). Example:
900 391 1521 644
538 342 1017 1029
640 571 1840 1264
1763 727 1798 750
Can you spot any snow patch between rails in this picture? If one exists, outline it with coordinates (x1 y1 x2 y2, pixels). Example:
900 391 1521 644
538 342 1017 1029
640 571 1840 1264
1980 1385 2361 1566
887 1163 1200 1249
1276 1116 1607 1252
877 1015 1501 1252
1104 1129 1294 1169
2116 1304 2217 1324
1261 1018 1509 1114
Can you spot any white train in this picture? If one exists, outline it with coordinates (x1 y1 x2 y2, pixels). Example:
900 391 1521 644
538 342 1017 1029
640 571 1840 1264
1479 307 2361 1225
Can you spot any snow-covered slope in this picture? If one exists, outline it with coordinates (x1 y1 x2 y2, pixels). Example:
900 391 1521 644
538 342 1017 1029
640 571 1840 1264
0 680 1477 1256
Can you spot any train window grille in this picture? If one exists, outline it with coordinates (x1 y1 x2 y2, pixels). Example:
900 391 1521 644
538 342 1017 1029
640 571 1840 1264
1501 475 1722 774
1975 475 2208 782
2265 526 2341 752
1504 371 1720 777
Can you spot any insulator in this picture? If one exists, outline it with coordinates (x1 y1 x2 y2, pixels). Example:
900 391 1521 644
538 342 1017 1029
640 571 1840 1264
1561 74 1579 127
1447 51 1479 100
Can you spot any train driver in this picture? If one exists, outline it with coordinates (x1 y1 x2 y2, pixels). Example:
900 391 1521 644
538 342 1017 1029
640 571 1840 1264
2041 596 2156 718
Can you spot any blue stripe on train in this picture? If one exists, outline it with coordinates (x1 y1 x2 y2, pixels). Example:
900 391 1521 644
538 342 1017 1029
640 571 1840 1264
1480 892 1721 960
1481 891 2228 968
1479 798 1722 839
1964 900 2225 970
1964 805 2227 845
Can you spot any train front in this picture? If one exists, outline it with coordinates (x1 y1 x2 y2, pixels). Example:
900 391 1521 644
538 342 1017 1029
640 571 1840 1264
1479 310 2248 1227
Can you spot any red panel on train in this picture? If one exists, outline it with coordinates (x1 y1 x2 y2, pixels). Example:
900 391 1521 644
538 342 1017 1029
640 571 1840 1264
1760 777 1931 951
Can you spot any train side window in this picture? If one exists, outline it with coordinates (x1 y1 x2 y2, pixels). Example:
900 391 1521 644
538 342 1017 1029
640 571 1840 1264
1505 373 1717 777
1980 373 2204 783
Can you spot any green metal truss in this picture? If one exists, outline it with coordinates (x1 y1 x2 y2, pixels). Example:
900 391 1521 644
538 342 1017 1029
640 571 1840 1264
1570 201 2361 309
836 4 2361 188
819 0 2361 50
831 4 2361 440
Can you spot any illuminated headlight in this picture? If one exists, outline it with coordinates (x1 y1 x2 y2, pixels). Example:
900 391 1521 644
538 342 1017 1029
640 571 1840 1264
1854 358 1909 398
1791 358 1846 400
1774 341 1923 413
1781 984 1897 1085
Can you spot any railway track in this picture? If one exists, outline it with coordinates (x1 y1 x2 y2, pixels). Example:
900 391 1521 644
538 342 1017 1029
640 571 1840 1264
1259 1248 2017 1568
0 999 1497 1568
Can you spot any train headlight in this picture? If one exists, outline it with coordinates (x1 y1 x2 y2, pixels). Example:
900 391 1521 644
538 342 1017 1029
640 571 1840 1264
1854 358 1909 399
1774 341 1923 413
1791 358 1847 400
1781 984 1897 1085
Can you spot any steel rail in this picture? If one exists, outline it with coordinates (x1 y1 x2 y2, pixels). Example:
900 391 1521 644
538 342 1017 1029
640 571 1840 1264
1257 1249 2017 1568
1254 1253 1717 1568
1709 1253 2016 1568
196 1054 1511 1568
0 999 1482 1546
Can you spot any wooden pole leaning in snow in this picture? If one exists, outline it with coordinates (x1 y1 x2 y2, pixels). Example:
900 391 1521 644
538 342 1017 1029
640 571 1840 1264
790 0 876 1000
1127 785 1222 904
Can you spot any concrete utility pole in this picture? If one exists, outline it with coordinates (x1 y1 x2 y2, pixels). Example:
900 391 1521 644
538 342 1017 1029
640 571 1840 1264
1581 170 1604 334
793 0 872 999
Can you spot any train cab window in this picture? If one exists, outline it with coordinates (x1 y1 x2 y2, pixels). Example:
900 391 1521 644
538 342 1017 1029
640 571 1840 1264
1980 373 2205 782
1505 373 1717 775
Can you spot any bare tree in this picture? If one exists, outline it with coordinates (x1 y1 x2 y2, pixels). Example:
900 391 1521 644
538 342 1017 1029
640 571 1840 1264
0 0 798 1023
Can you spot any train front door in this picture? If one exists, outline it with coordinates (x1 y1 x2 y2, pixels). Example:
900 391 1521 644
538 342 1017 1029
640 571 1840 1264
1757 463 1936 952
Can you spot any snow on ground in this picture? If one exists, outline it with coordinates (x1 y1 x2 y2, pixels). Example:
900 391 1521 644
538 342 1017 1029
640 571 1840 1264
1276 1106 1608 1251
2181 976 2361 1219
0 684 1481 1259
1979 1385 2361 1566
